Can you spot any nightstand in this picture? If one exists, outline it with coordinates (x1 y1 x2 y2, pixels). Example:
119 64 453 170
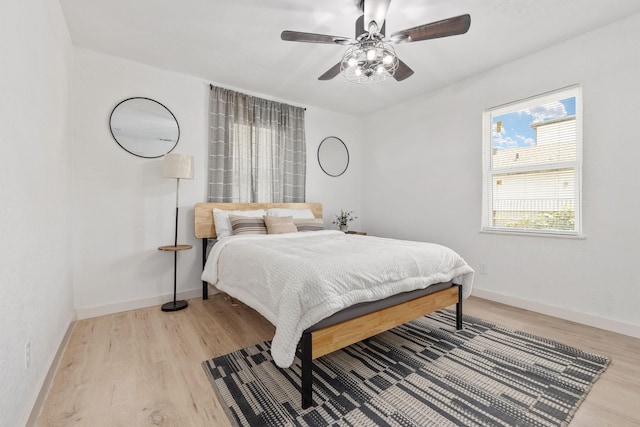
345 230 367 236
158 244 192 312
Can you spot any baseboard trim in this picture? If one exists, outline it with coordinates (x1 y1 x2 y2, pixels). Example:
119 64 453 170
472 288 640 339
75 288 203 320
26 315 76 427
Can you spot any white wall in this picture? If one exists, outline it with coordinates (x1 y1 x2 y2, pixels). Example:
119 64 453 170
361 13 640 336
72 49 208 316
305 109 364 231
71 49 363 317
0 0 74 425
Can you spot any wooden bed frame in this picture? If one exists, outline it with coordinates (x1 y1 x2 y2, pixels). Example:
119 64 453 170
194 202 463 409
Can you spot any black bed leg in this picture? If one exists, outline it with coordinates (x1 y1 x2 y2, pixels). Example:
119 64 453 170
301 331 313 409
456 284 463 330
202 239 209 300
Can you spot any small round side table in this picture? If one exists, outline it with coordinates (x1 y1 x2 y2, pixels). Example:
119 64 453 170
158 244 192 312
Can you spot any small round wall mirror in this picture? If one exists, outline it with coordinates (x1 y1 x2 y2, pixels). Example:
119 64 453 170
109 97 180 158
318 136 349 177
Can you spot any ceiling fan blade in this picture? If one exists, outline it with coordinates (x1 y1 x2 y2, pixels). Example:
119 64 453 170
318 62 342 80
390 14 471 43
281 30 352 45
393 60 414 81
356 14 365 37
364 0 391 33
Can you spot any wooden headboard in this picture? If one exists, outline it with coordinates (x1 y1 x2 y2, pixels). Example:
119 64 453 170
194 202 323 238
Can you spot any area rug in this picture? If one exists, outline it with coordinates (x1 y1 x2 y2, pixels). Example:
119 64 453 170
202 310 609 427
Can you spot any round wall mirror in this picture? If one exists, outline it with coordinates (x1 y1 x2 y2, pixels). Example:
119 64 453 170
109 97 180 158
317 136 349 177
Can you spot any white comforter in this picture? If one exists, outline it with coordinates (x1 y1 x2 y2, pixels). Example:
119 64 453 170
201 230 474 368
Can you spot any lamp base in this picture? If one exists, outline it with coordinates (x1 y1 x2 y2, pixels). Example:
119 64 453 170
161 300 188 312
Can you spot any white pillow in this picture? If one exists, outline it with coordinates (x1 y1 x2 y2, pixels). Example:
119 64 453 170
213 208 266 238
266 208 315 219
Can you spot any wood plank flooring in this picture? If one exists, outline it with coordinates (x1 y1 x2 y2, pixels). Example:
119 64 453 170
35 294 640 426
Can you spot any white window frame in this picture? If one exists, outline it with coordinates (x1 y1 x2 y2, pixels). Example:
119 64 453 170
481 86 583 237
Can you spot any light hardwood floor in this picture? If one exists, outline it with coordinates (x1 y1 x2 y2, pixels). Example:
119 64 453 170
36 294 640 426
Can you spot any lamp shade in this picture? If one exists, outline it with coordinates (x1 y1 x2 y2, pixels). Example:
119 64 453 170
162 153 193 179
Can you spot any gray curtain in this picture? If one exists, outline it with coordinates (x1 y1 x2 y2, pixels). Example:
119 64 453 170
208 85 306 203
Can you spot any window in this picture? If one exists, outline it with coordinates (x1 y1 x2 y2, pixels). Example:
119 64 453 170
482 86 582 236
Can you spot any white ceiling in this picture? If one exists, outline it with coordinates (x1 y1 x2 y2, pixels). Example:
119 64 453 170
59 0 640 116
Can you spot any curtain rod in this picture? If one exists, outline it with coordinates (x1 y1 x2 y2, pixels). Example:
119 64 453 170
209 83 306 110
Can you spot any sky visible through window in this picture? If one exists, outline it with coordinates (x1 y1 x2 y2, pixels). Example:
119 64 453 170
492 97 576 149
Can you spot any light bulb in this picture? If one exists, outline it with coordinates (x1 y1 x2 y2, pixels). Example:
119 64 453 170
354 67 362 76
366 49 376 61
383 54 394 64
347 57 357 67
376 65 385 74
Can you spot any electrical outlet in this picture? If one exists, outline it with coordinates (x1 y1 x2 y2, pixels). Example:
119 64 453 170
479 263 488 274
25 340 31 369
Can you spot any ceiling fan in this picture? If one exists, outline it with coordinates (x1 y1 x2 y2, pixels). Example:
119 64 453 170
281 0 471 83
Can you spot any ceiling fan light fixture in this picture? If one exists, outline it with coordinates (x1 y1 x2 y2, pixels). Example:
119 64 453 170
340 39 398 83
366 48 376 61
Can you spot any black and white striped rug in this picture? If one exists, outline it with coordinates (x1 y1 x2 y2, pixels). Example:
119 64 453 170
202 310 609 427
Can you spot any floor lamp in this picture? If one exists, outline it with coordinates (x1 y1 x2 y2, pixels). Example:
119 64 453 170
160 153 194 312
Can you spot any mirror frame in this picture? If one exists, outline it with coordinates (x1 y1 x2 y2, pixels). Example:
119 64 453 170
109 97 180 158
317 136 349 177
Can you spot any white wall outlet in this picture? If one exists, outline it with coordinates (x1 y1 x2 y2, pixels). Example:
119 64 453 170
25 340 31 369
479 263 488 274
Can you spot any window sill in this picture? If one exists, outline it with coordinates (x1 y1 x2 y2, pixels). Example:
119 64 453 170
479 229 586 240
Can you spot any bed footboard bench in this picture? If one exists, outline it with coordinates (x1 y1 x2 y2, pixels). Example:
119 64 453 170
298 283 463 409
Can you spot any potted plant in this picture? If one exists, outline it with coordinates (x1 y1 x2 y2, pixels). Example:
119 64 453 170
333 210 357 232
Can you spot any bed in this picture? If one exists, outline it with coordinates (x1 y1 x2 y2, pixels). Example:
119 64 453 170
195 202 474 409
